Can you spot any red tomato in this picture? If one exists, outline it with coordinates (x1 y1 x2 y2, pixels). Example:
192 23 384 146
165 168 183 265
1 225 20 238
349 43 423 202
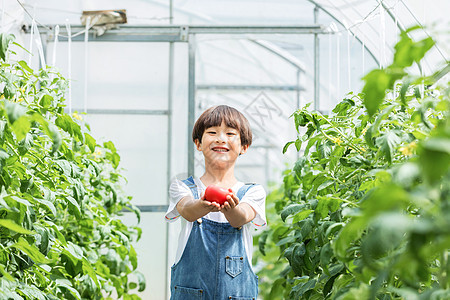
204 185 231 205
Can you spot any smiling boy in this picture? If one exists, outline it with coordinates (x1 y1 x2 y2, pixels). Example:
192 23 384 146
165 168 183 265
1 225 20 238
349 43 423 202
165 105 266 299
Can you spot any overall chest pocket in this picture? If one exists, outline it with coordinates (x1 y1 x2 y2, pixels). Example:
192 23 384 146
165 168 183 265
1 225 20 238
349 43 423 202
172 286 203 299
225 256 244 278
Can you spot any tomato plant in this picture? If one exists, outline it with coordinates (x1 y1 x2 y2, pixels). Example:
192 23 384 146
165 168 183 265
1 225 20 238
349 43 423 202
0 34 144 299
255 27 449 299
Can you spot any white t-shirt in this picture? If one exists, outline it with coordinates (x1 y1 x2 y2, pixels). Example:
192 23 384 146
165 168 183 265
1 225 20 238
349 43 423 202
165 177 267 266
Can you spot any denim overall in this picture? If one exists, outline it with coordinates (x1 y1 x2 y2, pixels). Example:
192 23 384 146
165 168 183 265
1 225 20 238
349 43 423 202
170 176 258 300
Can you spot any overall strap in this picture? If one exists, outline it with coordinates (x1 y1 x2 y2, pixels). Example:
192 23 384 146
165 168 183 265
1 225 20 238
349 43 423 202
236 183 257 200
181 176 200 199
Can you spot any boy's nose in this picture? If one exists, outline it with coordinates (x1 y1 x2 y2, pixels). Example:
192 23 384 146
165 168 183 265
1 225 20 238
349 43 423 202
216 132 226 142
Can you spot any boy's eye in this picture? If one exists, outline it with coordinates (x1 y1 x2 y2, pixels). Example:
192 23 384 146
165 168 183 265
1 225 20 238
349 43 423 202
227 132 236 136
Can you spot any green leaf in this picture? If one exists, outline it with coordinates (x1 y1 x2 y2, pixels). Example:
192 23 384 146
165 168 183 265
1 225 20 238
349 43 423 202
13 237 52 264
5 102 28 124
55 114 83 142
285 243 306 275
365 105 396 149
362 69 391 117
135 270 146 292
123 294 141 300
18 60 33 73
111 152 120 169
62 242 84 272
129 245 138 270
258 230 269 256
281 204 305 222
317 180 334 192
276 235 297 247
129 282 138 290
0 120 7 139
0 33 14 60
320 243 333 267
35 198 57 217
103 141 117 152
48 124 62 153
315 197 341 220
35 226 50 256
376 130 401 163
394 33 435 69
18 285 47 300
323 273 340 297
295 139 302 152
361 184 409 215
420 138 450 183
283 141 295 154
56 281 82 300
361 213 412 261
0 264 14 281
0 219 34 235
292 210 313 223
11 115 31 141
84 133 96 153
65 196 81 219
31 113 62 153
332 98 355 115
18 133 33 155
0 148 10 161
39 95 53 108
334 217 367 260
421 138 450 155
82 259 100 288
293 279 317 298
339 284 370 299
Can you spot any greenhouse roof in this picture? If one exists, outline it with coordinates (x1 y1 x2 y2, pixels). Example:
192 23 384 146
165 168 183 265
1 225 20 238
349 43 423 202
3 0 448 73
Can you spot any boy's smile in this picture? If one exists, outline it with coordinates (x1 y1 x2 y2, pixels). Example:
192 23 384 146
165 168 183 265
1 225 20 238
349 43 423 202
212 146 229 153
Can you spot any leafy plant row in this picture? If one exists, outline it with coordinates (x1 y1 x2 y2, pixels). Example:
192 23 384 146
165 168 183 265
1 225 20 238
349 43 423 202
0 34 144 299
255 27 449 299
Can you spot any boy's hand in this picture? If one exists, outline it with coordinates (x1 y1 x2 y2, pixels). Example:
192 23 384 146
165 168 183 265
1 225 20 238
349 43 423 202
199 192 222 212
222 189 239 212
221 189 256 228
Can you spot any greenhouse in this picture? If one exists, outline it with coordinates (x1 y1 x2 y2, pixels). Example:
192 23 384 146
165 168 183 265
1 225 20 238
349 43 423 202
0 0 449 299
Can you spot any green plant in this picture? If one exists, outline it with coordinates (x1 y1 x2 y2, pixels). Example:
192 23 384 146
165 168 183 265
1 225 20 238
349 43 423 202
255 28 449 299
0 34 144 299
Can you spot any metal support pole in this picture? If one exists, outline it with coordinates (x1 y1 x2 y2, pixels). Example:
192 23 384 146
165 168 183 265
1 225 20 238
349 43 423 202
41 33 48 70
187 34 196 177
165 41 174 300
165 2 174 298
314 6 320 111
296 69 301 159
296 69 301 109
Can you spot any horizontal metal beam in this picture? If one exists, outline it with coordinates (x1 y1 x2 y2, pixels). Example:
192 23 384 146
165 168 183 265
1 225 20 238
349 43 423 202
57 34 183 42
65 108 169 115
31 24 331 43
184 25 328 34
122 205 169 213
197 84 305 91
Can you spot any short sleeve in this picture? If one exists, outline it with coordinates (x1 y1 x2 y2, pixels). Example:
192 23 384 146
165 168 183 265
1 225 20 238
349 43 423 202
165 179 192 222
240 185 267 229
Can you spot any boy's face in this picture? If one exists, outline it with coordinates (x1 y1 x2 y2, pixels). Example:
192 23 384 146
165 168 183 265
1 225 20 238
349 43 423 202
194 121 248 168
